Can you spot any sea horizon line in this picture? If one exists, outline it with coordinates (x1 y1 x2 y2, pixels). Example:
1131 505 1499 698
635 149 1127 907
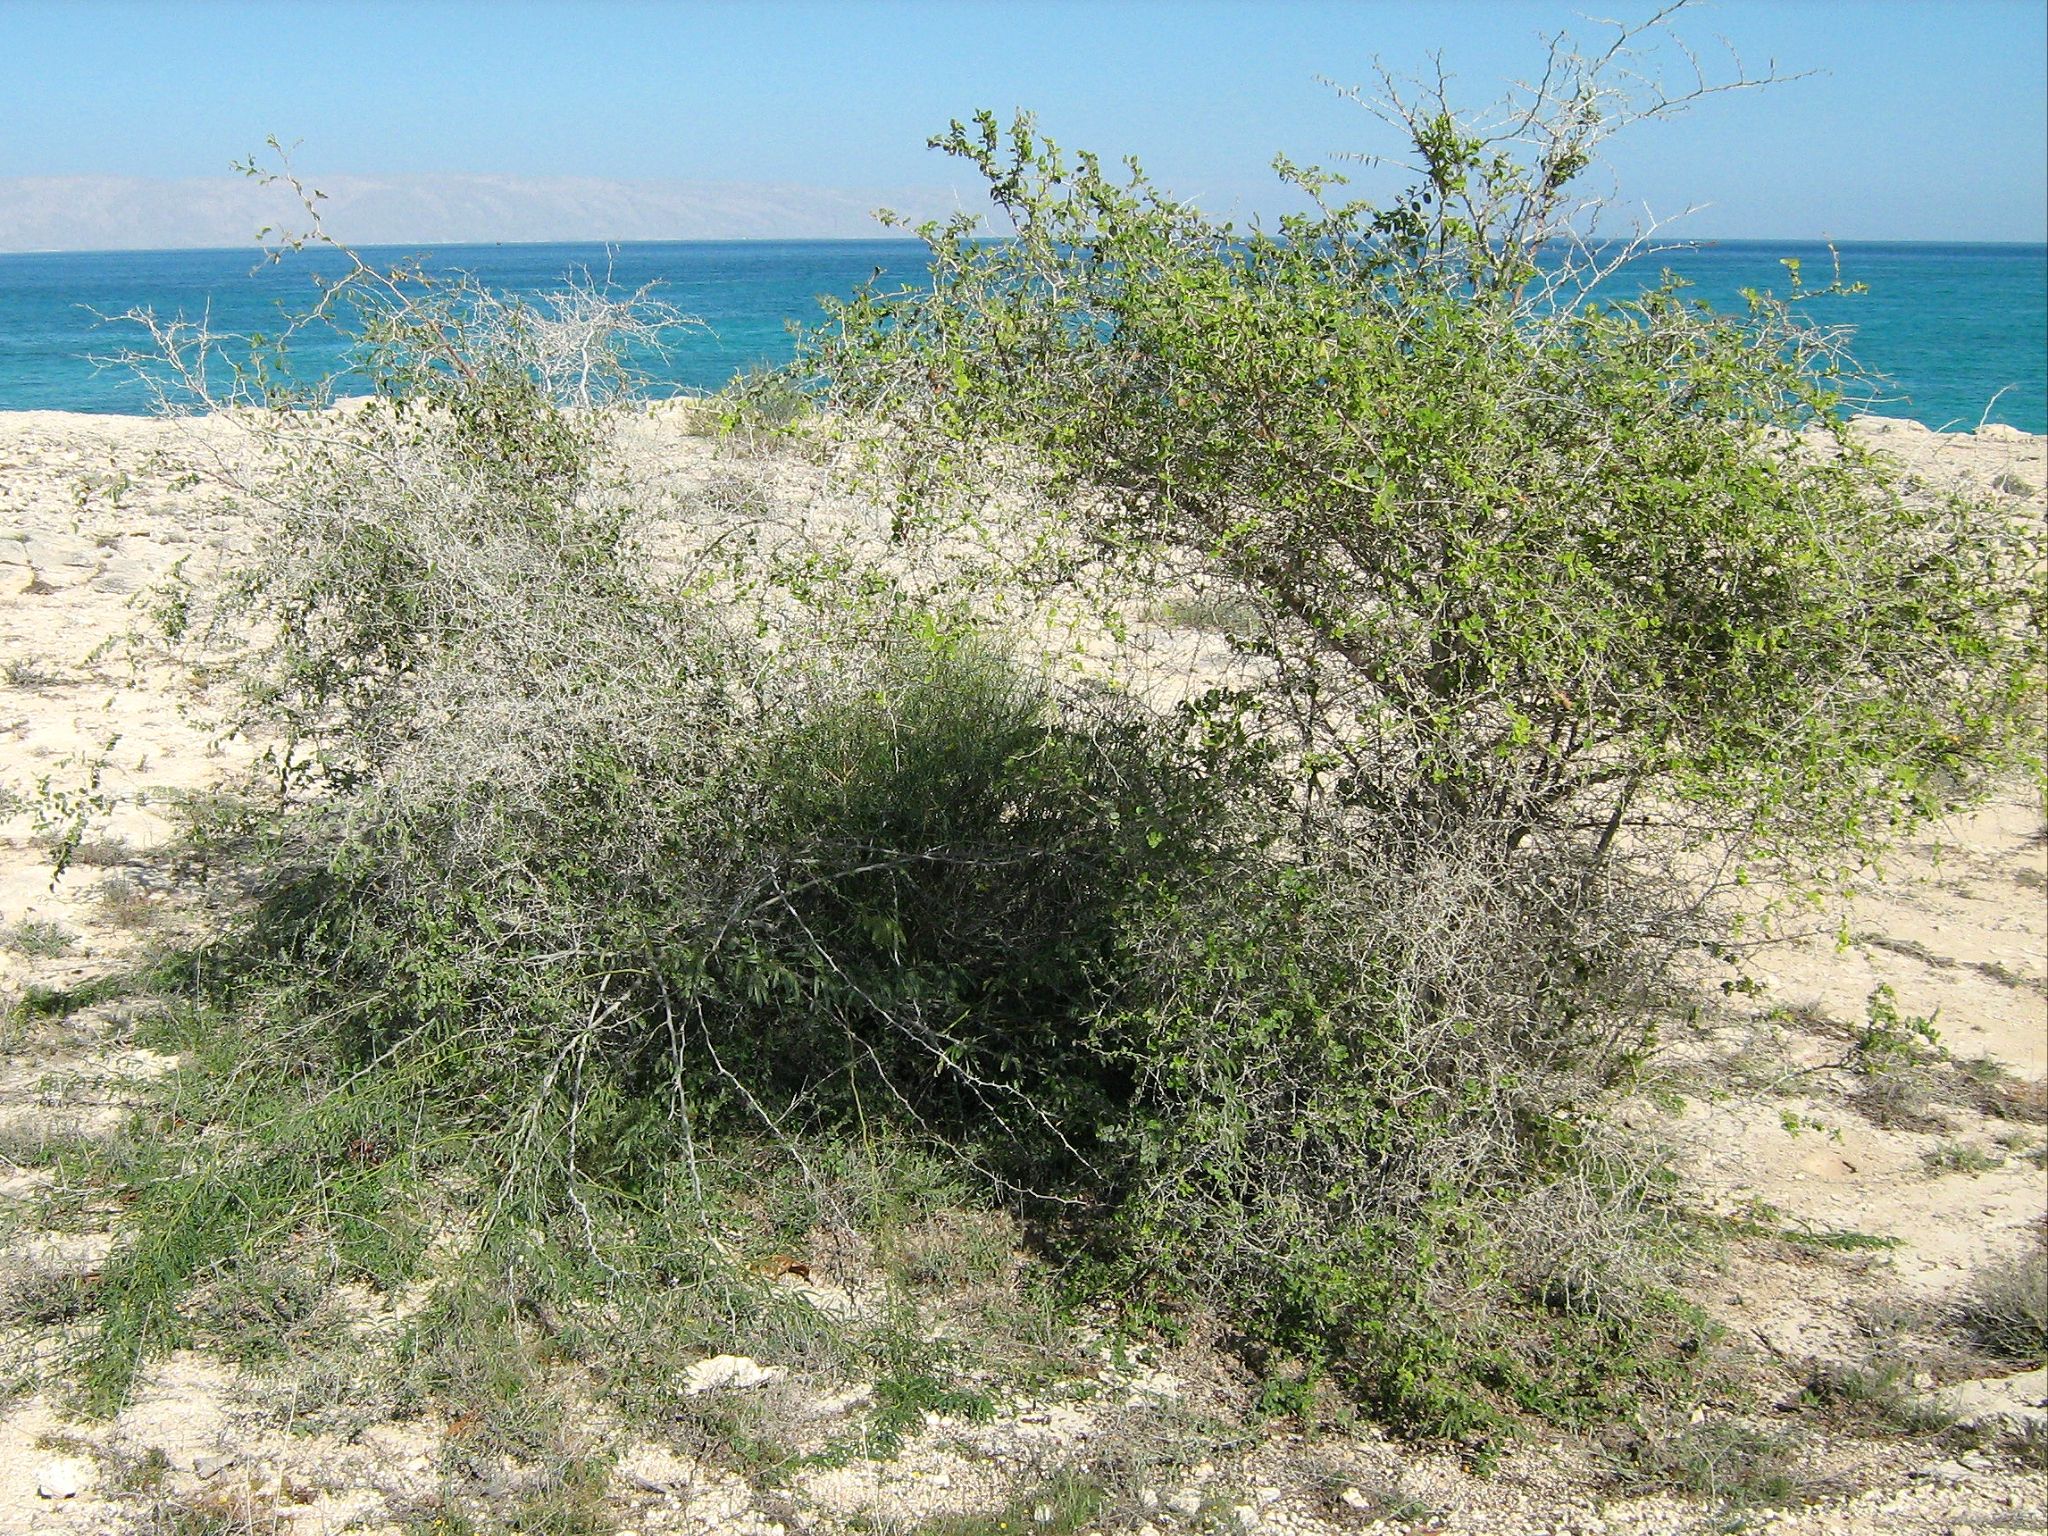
4 234 2045 259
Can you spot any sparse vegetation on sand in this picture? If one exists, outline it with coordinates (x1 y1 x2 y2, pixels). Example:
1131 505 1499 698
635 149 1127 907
0 8 2042 1530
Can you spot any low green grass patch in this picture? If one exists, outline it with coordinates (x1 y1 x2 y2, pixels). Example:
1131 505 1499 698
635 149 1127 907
1922 1142 2005 1177
1717 1201 1903 1255
912 1470 1108 1536
1617 1418 1813 1510
2 919 76 958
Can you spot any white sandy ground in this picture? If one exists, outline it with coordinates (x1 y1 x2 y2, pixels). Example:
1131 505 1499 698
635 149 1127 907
0 408 2043 1536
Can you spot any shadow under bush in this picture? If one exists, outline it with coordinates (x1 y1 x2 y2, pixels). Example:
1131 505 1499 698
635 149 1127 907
256 633 1223 1198
69 625 1242 1413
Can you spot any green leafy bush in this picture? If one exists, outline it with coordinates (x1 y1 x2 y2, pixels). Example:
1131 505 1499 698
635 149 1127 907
811 15 2043 1430
817 74 2042 876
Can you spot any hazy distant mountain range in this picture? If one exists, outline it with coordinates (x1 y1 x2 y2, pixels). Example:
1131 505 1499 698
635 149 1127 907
0 174 987 252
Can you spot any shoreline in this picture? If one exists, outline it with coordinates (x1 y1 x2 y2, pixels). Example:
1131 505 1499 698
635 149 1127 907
0 403 2041 441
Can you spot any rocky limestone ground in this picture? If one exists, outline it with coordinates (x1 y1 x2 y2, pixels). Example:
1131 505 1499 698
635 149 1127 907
0 408 2043 1536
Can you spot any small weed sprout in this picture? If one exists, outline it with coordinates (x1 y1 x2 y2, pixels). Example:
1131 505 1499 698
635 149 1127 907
3 657 61 690
1852 983 1947 1121
2 919 77 958
1956 1242 2048 1365
1853 986 1942 1073
1922 1142 2005 1177
92 876 157 930
1619 1419 1810 1510
28 744 121 881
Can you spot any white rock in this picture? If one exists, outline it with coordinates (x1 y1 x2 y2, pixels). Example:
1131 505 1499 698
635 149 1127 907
93 554 160 594
1168 1489 1205 1517
1917 1367 2048 1438
21 535 96 571
1911 1459 1975 1486
1232 1502 1260 1530
37 1457 92 1500
1138 1489 1160 1510
1122 1367 1183 1400
682 1353 786 1394
807 1383 875 1417
1339 1487 1371 1511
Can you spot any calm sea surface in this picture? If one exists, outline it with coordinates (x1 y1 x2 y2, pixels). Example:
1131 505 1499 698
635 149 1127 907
0 239 2042 432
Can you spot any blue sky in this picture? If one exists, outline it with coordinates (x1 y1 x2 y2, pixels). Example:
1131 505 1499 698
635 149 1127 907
3 0 2044 241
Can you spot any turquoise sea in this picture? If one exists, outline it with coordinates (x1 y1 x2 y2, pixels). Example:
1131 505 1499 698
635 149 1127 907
0 239 2042 432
